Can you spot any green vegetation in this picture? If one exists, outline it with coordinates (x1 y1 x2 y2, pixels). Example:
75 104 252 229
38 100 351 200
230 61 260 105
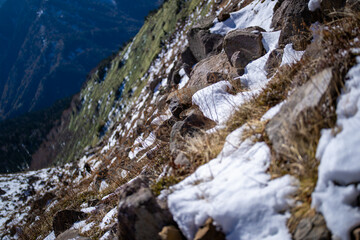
51 0 214 166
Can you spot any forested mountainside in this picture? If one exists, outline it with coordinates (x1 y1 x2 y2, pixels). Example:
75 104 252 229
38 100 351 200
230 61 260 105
0 0 161 120
1 0 360 239
0 0 162 173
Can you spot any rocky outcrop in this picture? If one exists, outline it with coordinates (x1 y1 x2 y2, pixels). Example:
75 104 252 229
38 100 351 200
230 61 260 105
187 52 237 88
223 27 265 70
117 176 175 240
53 210 87 236
266 68 341 160
271 0 313 50
187 15 224 62
294 214 331 240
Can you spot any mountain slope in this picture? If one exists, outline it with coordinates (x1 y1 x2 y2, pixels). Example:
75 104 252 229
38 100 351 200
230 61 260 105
0 0 161 120
1 0 360 239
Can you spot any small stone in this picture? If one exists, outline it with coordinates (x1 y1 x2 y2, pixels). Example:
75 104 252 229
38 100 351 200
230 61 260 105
223 28 265 68
159 225 184 240
0 187 6 195
55 229 90 240
352 227 360 240
218 11 230 22
194 218 226 240
264 48 284 78
174 152 190 167
294 214 331 240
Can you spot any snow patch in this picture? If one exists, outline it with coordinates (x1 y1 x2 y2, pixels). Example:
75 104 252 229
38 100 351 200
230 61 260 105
210 0 278 35
312 57 360 240
167 126 298 240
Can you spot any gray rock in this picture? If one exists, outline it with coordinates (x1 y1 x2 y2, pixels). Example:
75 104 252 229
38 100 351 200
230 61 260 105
188 52 238 88
266 68 341 160
0 187 5 195
182 107 216 130
181 47 197 76
223 28 265 70
294 214 331 240
117 176 174 240
187 15 224 62
174 152 190 167
55 229 90 240
170 121 199 154
53 210 87 236
264 48 284 78
271 0 313 50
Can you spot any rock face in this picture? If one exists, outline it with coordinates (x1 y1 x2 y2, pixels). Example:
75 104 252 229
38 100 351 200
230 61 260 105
117 176 175 240
266 68 341 159
194 218 226 240
294 214 331 240
53 210 87 236
187 15 224 62
55 229 90 240
271 0 313 50
223 27 265 70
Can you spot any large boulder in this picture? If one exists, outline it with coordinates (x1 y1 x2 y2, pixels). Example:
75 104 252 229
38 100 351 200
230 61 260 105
294 214 331 240
223 27 265 70
53 210 87 236
188 52 237 88
266 68 341 160
117 176 175 240
271 0 313 50
187 15 224 62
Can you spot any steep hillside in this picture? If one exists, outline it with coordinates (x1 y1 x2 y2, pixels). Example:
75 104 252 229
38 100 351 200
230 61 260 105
31 0 213 169
1 0 360 239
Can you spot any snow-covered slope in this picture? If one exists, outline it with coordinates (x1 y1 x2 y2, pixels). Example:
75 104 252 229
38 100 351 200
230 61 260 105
1 0 359 239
